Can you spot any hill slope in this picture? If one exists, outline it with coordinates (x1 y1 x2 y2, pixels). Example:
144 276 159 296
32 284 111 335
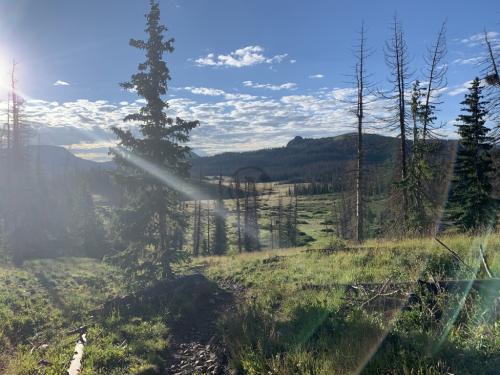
191 133 456 182
26 145 114 173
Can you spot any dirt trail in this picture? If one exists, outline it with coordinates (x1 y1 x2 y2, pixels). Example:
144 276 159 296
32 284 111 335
90 272 239 375
162 274 236 375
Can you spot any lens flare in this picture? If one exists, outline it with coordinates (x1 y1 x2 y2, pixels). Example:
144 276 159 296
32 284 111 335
111 146 210 202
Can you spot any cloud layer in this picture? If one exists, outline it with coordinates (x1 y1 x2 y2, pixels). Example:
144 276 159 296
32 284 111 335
194 45 288 68
0 85 394 160
242 80 297 91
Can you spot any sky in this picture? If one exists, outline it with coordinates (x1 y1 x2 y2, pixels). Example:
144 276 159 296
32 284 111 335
0 0 498 161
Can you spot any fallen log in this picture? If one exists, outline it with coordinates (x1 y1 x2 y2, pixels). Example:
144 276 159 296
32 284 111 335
67 325 90 336
300 279 500 294
434 237 475 272
67 333 86 375
479 245 493 278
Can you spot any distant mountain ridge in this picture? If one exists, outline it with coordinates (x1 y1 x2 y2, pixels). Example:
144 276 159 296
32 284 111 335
26 145 114 173
22 133 459 183
191 133 455 181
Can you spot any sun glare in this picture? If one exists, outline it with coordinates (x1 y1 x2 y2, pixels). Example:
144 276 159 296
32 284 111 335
0 55 11 92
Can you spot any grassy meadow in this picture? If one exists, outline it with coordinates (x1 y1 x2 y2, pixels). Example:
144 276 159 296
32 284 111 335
0 258 172 375
196 234 499 374
0 186 498 374
186 181 388 252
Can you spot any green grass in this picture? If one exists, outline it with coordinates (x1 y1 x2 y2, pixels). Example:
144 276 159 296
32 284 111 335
185 184 402 253
0 258 169 375
193 233 500 374
1 231 498 374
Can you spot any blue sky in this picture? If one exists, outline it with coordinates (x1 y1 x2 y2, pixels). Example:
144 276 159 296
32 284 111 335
0 0 498 160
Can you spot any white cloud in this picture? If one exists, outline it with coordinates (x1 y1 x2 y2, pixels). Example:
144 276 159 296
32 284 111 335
53 80 70 86
309 74 324 79
243 80 297 91
0 82 457 161
194 45 288 68
459 31 499 47
184 86 226 96
181 86 260 101
290 59 297 64
452 56 483 65
448 80 473 97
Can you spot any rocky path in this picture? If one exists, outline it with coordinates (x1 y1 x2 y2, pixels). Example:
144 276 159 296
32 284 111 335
162 274 237 375
165 341 224 375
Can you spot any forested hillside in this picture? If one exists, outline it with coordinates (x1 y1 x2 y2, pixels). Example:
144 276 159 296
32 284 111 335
191 133 457 183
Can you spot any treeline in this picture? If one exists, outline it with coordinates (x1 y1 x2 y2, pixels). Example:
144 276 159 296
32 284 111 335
346 18 499 241
190 176 300 256
293 162 399 198
191 133 400 183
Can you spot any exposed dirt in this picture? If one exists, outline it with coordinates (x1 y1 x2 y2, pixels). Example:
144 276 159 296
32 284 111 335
162 274 236 375
91 273 238 374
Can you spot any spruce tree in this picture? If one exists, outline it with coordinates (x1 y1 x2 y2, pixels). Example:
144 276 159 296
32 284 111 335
447 78 496 232
406 80 433 235
111 1 198 280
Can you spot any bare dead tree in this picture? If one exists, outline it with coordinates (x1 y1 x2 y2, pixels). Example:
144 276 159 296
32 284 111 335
293 184 298 242
192 200 202 256
234 176 242 252
482 30 500 140
2 90 11 149
243 180 260 251
483 30 500 87
11 61 23 154
421 22 447 140
382 16 412 223
277 194 285 248
269 214 275 249
205 202 211 255
352 22 372 243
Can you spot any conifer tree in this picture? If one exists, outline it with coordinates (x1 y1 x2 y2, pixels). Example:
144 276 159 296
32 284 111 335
406 23 447 235
406 80 433 234
111 1 198 280
447 78 497 232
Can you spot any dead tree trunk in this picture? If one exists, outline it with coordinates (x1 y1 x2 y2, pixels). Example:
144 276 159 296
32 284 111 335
354 23 368 243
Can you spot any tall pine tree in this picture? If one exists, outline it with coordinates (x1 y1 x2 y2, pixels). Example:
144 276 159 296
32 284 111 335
111 1 198 280
447 78 496 232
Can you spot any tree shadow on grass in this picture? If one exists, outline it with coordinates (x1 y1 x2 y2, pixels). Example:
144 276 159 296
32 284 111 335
93 274 233 373
221 301 499 375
